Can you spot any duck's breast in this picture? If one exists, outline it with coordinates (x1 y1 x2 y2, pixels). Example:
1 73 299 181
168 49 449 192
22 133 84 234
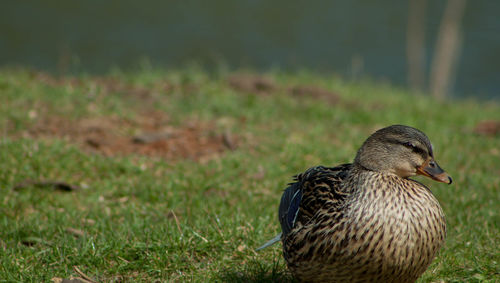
342 174 446 281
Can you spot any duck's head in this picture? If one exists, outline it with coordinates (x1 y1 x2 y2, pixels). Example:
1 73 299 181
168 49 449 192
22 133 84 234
354 125 452 184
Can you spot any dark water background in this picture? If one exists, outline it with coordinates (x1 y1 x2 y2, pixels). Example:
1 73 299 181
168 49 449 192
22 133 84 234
1 1 499 99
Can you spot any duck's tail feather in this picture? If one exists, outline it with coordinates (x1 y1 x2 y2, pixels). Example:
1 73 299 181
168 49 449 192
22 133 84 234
255 233 282 251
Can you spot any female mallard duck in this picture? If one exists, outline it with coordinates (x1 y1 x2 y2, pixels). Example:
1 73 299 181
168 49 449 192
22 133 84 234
258 125 452 283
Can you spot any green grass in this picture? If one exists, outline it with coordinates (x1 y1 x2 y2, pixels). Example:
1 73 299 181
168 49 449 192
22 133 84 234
0 67 499 282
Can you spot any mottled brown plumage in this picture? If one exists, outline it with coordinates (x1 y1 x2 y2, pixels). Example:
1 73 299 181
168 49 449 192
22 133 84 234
262 125 452 283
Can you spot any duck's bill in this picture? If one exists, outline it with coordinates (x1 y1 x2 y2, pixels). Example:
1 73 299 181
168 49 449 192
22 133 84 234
417 159 453 184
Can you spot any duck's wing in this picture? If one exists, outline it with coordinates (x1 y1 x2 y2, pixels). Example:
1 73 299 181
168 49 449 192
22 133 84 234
279 164 352 237
256 163 352 251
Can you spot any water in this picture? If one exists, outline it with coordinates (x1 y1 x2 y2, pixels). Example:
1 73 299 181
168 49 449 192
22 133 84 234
1 0 499 99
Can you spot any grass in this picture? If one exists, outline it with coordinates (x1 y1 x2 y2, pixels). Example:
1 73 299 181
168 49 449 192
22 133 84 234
0 67 499 282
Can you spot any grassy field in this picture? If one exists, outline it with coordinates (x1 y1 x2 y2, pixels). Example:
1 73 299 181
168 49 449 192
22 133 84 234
0 67 499 282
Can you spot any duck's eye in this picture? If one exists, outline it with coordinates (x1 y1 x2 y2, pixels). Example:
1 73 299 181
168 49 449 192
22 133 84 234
402 141 426 156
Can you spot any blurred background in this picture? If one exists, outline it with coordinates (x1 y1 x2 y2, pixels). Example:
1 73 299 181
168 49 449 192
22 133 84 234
1 0 498 100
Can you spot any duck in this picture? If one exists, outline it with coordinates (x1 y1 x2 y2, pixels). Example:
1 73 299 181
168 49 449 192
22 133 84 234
257 125 452 283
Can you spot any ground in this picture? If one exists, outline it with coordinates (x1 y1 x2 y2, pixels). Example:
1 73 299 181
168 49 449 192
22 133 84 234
0 68 499 282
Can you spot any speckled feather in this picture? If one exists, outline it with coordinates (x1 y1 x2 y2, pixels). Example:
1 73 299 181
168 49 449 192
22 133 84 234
269 125 449 283
279 164 352 236
282 166 445 283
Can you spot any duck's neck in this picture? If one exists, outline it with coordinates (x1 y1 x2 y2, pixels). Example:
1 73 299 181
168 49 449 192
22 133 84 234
344 164 443 223
344 164 390 192
345 164 420 198
349 163 408 185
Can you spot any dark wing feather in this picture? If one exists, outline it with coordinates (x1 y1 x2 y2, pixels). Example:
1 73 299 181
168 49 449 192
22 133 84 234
279 181 302 236
279 164 352 238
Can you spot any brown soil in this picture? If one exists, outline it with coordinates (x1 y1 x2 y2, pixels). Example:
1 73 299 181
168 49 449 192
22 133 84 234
473 120 500 136
14 72 235 161
227 74 277 94
226 73 340 105
288 85 340 104
21 111 237 161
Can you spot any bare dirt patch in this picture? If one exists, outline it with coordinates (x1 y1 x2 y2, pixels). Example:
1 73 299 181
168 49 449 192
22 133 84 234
21 112 237 161
226 73 340 105
227 74 277 94
287 85 340 105
473 120 500 136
